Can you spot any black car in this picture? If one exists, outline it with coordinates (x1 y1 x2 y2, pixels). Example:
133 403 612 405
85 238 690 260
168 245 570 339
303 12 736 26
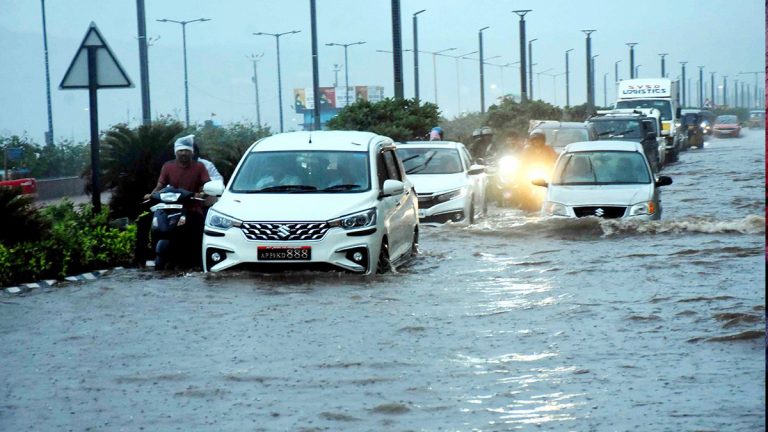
587 115 661 173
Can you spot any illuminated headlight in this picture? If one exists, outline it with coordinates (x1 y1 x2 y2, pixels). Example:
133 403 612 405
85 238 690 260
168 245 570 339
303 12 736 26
674 121 681 128
159 192 181 202
435 187 467 203
629 201 656 216
328 208 377 230
498 155 520 177
542 201 568 217
205 209 242 230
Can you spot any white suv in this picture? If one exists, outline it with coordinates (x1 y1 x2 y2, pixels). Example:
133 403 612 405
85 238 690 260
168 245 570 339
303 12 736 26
201 131 419 275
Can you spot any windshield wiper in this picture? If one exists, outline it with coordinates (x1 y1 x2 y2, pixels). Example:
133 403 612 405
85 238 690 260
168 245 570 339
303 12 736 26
252 185 318 193
406 151 437 174
609 129 635 137
322 184 362 191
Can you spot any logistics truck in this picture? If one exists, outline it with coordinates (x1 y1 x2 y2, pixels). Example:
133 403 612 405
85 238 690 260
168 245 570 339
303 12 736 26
615 78 683 163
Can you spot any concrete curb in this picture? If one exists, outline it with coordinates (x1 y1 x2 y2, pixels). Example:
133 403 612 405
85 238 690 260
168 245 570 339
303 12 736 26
3 267 124 296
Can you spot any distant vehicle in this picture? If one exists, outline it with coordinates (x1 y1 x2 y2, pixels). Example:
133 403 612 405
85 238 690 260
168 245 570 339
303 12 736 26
681 112 704 149
532 141 673 220
748 109 765 129
201 130 419 275
527 120 598 153
587 110 662 173
713 115 742 138
397 140 488 225
0 177 38 198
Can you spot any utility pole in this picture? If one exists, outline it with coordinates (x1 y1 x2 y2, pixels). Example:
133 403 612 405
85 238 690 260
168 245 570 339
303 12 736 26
412 9 426 101
513 10 532 102
680 62 687 107
583 30 596 114
479 27 490 111
391 0 404 99
248 53 263 126
41 0 54 144
332 64 341 87
136 0 151 126
565 48 573 107
626 42 637 79
658 53 668 78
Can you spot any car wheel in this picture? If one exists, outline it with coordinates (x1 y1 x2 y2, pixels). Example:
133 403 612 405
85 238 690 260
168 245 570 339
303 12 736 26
375 240 391 274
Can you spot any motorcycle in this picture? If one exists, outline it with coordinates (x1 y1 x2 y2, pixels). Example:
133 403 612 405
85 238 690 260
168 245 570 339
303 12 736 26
144 187 204 270
489 151 552 212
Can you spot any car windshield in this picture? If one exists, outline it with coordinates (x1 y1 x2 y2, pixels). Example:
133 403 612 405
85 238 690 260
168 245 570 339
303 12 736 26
716 115 737 124
590 119 644 140
229 150 370 193
552 151 651 185
615 100 672 120
398 148 463 174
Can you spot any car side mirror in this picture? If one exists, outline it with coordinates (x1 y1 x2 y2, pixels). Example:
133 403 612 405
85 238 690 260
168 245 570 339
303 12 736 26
381 179 405 197
531 178 548 187
655 176 673 187
468 165 485 175
203 180 225 197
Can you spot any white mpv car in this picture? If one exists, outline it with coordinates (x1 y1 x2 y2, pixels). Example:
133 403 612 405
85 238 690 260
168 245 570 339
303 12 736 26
533 141 673 220
202 131 419 275
397 141 487 224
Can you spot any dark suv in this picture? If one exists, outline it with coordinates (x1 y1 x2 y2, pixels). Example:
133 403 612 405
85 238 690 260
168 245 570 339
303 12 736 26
587 115 661 173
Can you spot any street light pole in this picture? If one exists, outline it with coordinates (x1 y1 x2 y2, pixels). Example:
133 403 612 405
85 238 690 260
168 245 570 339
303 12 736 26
513 10 532 102
565 48 573 107
248 53 263 126
479 26 490 112
680 61 687 107
614 59 621 99
432 47 456 106
40 0 54 144
591 54 599 107
603 72 608 107
698 66 704 107
326 41 366 107
635 64 641 78
412 9 426 101
157 17 211 127
658 53 668 78
528 38 537 100
582 30 596 114
626 42 637 79
452 50 477 115
710 71 716 106
254 30 300 133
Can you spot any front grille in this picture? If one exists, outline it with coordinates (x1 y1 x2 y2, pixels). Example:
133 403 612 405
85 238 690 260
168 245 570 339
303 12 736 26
418 194 439 209
240 222 330 241
573 206 626 219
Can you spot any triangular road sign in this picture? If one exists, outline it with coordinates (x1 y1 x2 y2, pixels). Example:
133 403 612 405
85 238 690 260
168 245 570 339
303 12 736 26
60 22 133 89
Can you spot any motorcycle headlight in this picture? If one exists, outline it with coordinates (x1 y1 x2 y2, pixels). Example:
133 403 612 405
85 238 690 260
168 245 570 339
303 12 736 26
205 209 242 230
159 192 181 202
328 208 377 230
435 187 467 203
498 155 520 177
629 201 656 216
542 201 568 217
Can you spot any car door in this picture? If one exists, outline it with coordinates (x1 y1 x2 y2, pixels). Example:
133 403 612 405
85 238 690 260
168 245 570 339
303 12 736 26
377 146 414 259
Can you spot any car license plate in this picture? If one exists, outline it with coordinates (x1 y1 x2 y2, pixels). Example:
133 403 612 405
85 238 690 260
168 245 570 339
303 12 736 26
257 246 311 261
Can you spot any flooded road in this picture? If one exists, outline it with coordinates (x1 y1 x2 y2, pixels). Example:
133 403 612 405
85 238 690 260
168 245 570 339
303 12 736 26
1 131 764 431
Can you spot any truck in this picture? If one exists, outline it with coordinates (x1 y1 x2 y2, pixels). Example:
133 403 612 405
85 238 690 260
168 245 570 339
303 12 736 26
615 78 683 163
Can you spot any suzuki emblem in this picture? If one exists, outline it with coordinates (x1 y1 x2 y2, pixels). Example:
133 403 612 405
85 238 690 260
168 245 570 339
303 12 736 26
277 225 291 238
594 208 604 217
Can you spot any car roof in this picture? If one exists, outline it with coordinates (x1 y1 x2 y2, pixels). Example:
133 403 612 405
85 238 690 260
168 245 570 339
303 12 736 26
563 140 644 153
251 130 388 152
399 140 465 149
530 120 589 129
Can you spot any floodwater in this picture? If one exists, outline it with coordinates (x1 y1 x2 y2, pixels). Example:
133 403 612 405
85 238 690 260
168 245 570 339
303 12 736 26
1 131 764 431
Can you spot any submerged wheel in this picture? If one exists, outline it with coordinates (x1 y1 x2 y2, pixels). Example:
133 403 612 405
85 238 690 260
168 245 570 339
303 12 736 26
375 241 391 274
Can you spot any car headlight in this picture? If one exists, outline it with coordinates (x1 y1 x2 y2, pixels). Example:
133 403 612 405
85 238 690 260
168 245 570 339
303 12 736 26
205 209 242 230
629 201 656 216
328 208 377 229
542 201 568 217
435 187 467 203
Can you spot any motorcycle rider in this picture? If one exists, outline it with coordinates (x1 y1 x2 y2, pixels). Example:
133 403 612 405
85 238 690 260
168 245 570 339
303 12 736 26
144 136 211 268
521 129 558 168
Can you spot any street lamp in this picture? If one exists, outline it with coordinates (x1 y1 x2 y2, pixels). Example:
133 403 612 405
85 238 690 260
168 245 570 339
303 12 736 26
626 42 637 79
635 64 641 78
479 26 490 112
614 59 622 98
565 48 574 107
698 66 704 107
513 10 532 101
431 47 456 105
326 41 366 107
247 53 264 126
591 54 599 107
157 17 211 126
710 71 716 106
449 50 477 115
582 30 596 114
40 0 54 144
254 30 300 133
603 72 609 106
680 61 687 107
528 38 537 99
412 9 426 101
658 53 668 77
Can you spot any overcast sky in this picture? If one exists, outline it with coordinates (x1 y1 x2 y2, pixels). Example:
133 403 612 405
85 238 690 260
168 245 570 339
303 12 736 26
1 0 765 144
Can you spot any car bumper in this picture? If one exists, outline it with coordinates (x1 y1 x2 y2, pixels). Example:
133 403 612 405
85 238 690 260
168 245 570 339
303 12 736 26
417 198 468 224
203 225 381 274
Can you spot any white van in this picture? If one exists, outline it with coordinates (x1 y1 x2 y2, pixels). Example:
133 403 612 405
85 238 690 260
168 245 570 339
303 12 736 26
201 131 419 275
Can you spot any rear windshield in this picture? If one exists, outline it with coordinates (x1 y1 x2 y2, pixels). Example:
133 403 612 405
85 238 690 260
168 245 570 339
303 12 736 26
552 151 651 185
230 150 370 193
590 119 644 140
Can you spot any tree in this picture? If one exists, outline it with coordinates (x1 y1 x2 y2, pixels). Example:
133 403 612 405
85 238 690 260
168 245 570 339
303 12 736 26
194 121 271 182
439 112 488 146
326 98 440 142
485 97 563 139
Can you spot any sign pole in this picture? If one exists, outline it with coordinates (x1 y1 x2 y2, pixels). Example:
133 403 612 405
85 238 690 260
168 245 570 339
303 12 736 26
87 46 101 214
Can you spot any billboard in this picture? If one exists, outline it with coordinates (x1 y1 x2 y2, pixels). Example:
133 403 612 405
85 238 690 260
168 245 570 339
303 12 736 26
294 86 385 111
